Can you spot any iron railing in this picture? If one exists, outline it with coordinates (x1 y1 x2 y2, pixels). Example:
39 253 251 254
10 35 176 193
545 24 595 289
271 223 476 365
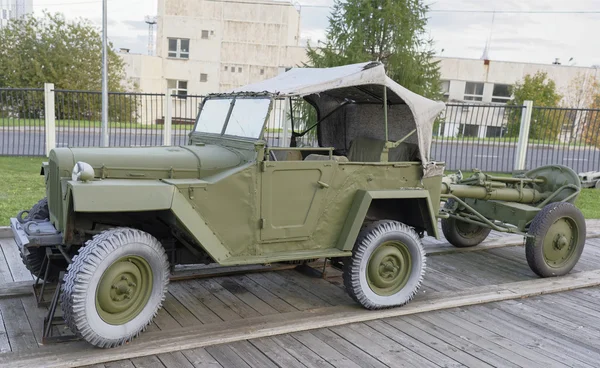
2 89 599 176
0 88 46 156
432 103 525 172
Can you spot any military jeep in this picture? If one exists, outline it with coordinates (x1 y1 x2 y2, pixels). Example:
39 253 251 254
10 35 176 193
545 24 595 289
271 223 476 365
11 62 461 347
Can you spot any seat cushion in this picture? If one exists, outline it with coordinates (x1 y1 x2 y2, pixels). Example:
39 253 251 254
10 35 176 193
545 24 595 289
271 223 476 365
304 154 349 162
347 136 386 162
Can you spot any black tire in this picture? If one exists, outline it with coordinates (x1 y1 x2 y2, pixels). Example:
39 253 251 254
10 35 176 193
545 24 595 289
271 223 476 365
17 198 66 281
61 228 169 348
343 220 426 310
441 200 491 248
525 202 586 277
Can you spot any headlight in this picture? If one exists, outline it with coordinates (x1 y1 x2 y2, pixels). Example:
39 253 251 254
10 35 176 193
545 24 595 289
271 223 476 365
72 161 95 182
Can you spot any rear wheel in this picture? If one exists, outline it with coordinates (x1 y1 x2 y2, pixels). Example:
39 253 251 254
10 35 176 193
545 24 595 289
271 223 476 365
61 228 169 348
525 202 586 277
441 200 491 248
343 220 425 309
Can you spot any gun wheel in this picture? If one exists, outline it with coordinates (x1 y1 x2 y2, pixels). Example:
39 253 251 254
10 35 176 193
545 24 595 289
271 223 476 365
343 220 425 310
61 228 169 348
441 199 491 248
526 202 586 277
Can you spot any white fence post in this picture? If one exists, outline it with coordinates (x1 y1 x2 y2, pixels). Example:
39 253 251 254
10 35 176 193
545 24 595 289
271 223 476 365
44 83 56 156
514 100 533 171
163 88 173 146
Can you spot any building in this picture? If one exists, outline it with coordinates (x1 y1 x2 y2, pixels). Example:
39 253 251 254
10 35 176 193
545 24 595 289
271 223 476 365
0 0 33 28
436 57 600 138
121 0 307 98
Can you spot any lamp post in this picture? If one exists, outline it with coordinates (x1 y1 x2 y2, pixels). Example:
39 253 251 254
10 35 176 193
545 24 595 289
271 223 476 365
101 0 109 147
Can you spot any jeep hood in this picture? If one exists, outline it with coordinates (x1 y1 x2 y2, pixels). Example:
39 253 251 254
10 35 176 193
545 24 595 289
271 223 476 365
49 145 245 180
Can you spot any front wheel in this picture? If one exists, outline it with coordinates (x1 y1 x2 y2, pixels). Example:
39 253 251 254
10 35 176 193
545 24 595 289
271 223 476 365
60 228 169 348
525 202 586 277
343 220 426 309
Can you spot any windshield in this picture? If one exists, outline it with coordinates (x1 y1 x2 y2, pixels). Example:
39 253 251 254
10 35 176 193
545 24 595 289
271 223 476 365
194 97 271 139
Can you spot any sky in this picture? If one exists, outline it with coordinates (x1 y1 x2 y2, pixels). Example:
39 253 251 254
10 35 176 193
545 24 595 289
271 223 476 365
31 0 600 67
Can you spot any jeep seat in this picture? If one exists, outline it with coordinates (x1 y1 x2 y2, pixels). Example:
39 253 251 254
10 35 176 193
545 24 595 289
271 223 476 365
304 154 349 162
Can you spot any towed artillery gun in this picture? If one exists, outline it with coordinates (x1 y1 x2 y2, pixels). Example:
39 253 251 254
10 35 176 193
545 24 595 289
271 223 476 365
10 62 585 348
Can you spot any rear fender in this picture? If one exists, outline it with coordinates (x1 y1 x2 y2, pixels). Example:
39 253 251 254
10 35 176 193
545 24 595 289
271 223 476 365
336 189 439 251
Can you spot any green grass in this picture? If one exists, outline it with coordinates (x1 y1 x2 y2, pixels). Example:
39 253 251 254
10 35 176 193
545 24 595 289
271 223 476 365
1 158 599 226
0 157 46 225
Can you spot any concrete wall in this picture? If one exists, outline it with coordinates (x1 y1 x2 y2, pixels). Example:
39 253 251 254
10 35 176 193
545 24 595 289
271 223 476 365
437 57 600 103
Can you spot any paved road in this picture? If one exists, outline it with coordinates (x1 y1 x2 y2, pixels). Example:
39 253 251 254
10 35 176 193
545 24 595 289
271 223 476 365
1 130 598 173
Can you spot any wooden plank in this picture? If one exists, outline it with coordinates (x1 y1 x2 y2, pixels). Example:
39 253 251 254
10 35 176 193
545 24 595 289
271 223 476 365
446 306 587 368
418 312 547 367
104 360 135 368
0 281 35 299
382 318 493 368
228 275 298 314
161 293 202 328
167 282 222 324
196 279 261 319
182 280 242 321
215 278 279 316
0 228 12 239
151 306 181 331
472 304 600 367
205 345 251 368
290 331 363 368
130 355 166 368
0 240 32 282
309 329 387 368
269 334 334 368
156 351 195 368
180 348 223 368
227 341 278 368
248 337 304 368
330 323 438 368
6 270 600 368
402 315 521 368
244 273 327 310
278 269 353 306
170 264 296 282
0 299 37 352
365 320 464 368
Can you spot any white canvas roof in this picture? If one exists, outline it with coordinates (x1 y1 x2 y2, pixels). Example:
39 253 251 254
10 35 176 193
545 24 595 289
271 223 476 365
232 62 446 175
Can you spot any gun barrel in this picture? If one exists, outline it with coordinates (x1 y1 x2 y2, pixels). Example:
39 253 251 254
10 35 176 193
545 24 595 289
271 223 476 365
440 183 549 203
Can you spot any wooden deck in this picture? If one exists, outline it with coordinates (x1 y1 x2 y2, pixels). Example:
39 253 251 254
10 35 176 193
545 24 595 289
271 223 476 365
0 221 599 367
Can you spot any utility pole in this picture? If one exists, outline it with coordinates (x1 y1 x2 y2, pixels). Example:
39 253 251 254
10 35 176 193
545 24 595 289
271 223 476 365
101 0 109 147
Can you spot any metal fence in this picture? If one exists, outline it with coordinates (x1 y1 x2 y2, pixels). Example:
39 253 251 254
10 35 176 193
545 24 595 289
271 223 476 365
0 88 46 156
1 88 599 175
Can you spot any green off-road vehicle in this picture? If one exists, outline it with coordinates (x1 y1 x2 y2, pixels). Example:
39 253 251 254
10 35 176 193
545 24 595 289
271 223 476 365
10 61 586 348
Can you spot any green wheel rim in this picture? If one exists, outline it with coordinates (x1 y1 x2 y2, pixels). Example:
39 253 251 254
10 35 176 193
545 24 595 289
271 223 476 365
542 217 579 268
95 256 153 325
367 241 412 296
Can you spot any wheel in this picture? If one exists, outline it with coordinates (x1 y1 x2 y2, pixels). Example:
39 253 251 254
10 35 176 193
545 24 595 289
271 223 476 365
525 202 586 277
343 220 426 309
61 228 169 348
16 198 66 281
595 180 600 189
441 199 491 248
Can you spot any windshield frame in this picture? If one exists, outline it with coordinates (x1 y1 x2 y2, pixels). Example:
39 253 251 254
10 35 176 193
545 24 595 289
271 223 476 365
192 94 273 140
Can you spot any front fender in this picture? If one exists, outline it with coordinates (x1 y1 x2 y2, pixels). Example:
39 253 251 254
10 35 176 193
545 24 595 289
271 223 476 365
69 179 175 212
336 189 439 251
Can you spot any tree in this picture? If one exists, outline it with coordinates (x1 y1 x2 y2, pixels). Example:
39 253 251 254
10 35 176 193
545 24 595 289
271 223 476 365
306 0 441 99
0 12 136 122
506 72 562 140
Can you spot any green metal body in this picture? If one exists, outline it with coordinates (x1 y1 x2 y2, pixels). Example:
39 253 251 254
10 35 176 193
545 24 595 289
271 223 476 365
42 105 444 266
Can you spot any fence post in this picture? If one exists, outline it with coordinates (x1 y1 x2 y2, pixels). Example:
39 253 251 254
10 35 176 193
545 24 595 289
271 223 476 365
163 89 173 146
282 97 290 147
44 83 56 156
514 100 533 171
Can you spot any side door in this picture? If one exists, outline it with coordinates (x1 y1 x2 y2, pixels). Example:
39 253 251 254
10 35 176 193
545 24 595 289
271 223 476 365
260 160 335 241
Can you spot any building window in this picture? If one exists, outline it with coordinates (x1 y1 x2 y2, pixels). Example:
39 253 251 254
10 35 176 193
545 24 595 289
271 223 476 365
440 80 450 101
260 69 264 75
200 73 208 82
167 79 188 98
224 66 228 71
238 67 242 73
231 67 235 74
486 126 506 138
201 30 209 39
492 84 511 103
168 38 190 59
459 124 480 137
464 82 484 101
